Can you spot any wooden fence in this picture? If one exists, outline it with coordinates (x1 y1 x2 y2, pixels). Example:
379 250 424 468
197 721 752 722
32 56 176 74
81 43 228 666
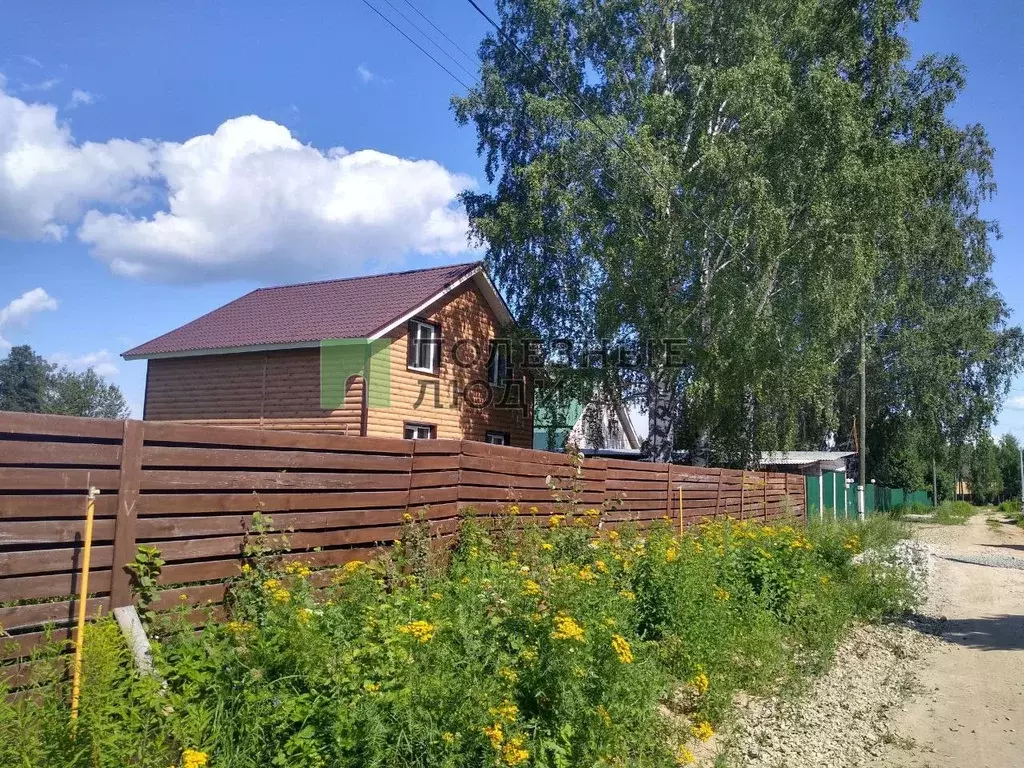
0 411 804 686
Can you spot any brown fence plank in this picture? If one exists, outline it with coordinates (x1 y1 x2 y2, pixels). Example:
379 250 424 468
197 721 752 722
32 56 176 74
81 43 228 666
0 441 123 466
141 445 412 472
0 411 124 440
0 468 121 491
141 469 409 491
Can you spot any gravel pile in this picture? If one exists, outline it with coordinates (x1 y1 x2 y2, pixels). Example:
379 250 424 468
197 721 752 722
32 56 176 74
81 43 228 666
716 624 940 768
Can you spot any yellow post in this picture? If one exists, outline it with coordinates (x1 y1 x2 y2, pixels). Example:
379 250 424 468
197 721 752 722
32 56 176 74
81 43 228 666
678 486 683 537
70 487 100 723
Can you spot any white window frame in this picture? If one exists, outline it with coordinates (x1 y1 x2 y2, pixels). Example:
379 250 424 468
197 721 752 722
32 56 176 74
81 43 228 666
408 319 439 374
485 431 509 446
488 340 509 386
403 423 436 440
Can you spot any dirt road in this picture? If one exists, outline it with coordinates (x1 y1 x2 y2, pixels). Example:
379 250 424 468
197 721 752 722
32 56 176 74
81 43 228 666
873 513 1024 768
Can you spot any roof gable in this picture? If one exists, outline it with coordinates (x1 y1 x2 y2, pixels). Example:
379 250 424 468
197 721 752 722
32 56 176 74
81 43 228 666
124 261 509 360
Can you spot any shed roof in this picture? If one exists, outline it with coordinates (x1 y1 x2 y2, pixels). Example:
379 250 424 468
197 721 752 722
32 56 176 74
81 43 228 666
124 261 510 360
759 451 855 466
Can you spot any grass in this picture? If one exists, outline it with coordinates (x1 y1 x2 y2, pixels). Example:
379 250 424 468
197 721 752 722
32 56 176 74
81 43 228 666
931 501 978 525
0 510 918 768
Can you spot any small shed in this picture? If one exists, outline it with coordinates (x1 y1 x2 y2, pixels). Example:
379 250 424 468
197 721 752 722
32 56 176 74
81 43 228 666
759 451 856 518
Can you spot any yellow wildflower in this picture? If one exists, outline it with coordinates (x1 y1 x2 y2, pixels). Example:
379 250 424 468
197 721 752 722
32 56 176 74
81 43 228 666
520 647 538 663
431 591 443 601
595 560 608 573
529 506 539 514
363 681 381 693
402 512 414 522
541 541 553 551
297 608 313 624
523 579 542 596
501 734 529 766
692 720 714 741
692 671 709 696
284 561 312 577
548 514 564 528
551 615 585 642
271 588 291 603
262 578 280 591
596 705 612 726
225 620 250 635
240 563 251 574
441 731 456 745
820 575 831 585
584 507 600 517
611 634 633 664
665 546 678 563
607 530 620 542
618 589 636 601
675 745 696 765
484 722 504 750
713 586 730 601
509 504 520 514
498 667 518 683
489 700 519 722
398 619 436 643
181 750 208 768
578 566 597 583
343 560 365 573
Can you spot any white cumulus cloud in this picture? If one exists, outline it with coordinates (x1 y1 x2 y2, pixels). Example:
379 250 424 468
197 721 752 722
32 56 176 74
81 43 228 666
1005 395 1024 411
49 348 120 377
67 89 95 109
0 79 155 240
0 79 473 283
0 287 58 348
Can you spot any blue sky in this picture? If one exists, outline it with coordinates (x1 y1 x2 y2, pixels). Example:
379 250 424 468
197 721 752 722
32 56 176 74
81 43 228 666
1 0 1022 432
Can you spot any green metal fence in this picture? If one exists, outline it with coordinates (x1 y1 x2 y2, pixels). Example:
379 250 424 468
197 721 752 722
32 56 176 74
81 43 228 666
805 471 932 518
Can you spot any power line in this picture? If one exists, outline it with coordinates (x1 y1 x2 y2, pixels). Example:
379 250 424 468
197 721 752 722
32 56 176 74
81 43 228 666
400 0 478 68
463 0 741 256
377 0 478 83
359 0 474 91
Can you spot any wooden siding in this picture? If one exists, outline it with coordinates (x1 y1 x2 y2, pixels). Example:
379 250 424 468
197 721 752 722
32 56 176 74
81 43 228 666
366 281 533 445
142 281 532 445
145 348 364 433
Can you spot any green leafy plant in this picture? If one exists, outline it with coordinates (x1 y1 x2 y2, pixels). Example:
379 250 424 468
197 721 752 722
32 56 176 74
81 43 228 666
124 545 165 626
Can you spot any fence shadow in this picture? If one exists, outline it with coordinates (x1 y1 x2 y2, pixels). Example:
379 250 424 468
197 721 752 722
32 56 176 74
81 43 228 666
980 542 1024 554
933 614 1024 652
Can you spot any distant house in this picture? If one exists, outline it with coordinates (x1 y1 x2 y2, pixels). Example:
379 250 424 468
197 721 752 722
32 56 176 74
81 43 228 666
123 262 533 445
534 387 648 456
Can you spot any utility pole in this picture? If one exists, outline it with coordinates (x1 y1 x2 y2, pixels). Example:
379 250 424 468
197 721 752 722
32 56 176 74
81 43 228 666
1019 446 1023 505
858 319 867 521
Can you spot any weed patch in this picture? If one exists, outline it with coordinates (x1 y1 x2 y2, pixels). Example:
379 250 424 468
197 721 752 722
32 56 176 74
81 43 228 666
1 510 917 768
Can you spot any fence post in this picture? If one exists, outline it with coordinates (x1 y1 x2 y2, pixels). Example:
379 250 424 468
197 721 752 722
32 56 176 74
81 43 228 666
763 471 768 522
109 420 144 608
740 471 746 520
714 469 723 519
664 463 673 524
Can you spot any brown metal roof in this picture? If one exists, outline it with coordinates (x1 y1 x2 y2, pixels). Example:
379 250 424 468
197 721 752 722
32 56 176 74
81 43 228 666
124 261 483 359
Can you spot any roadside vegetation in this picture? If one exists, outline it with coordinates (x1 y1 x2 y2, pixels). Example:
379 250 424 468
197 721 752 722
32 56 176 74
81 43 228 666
1 507 916 768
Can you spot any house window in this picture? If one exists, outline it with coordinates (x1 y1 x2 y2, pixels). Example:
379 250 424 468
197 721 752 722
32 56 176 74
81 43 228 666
408 319 439 373
488 340 510 386
485 431 510 446
403 422 436 440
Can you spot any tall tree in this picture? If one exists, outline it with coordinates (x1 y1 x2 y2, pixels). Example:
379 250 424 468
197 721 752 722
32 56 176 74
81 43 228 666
970 433 1002 504
0 345 52 413
47 367 130 420
455 0 1019 463
0 345 131 419
997 433 1021 502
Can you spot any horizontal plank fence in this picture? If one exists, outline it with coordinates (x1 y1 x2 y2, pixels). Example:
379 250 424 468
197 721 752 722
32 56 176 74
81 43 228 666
0 411 804 687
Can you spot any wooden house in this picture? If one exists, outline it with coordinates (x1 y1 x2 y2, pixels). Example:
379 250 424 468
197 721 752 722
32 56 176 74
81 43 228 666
123 262 533 445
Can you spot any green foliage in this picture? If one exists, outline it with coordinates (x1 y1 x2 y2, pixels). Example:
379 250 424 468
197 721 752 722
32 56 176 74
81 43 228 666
453 0 1023 463
125 545 166 626
933 501 976 525
0 510 916 768
970 434 1003 504
997 434 1022 501
998 499 1021 515
0 344 50 413
0 344 130 419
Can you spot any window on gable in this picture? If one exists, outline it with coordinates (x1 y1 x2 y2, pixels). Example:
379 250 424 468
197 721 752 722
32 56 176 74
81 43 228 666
408 319 439 373
487 339 511 386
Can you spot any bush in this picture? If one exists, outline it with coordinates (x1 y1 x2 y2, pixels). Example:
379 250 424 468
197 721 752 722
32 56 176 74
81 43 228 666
933 501 975 525
1 510 918 768
998 500 1021 516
